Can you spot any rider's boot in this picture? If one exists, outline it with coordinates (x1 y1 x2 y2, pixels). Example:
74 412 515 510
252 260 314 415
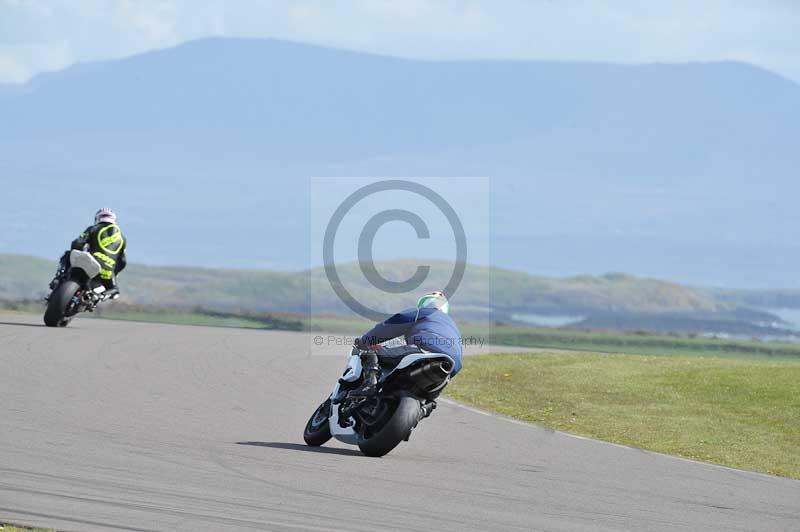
105 286 120 300
103 274 121 301
351 351 380 397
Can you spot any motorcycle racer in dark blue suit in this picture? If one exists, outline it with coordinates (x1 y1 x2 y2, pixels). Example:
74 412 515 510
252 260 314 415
353 291 462 397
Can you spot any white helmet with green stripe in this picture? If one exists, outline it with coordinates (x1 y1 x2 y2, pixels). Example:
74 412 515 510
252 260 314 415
416 291 449 314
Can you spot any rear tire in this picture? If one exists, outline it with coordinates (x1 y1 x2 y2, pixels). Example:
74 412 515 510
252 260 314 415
303 400 332 447
44 280 79 327
358 396 422 457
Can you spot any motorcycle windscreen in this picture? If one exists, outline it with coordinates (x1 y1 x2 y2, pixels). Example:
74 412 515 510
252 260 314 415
69 250 102 279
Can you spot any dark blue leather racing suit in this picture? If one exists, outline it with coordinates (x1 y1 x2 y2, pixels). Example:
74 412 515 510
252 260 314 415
359 307 463 376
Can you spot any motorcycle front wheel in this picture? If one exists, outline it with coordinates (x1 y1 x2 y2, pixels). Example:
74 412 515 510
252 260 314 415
303 400 332 446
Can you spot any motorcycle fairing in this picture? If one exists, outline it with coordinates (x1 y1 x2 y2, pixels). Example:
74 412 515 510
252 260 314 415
328 381 359 444
69 250 102 280
340 354 363 383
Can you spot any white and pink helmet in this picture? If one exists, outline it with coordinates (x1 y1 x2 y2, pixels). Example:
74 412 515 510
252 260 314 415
94 207 117 225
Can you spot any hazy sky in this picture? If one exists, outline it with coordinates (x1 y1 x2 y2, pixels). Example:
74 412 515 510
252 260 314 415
2 0 799 83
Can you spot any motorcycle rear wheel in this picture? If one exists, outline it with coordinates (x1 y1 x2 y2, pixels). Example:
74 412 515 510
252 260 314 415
358 396 421 457
44 280 80 327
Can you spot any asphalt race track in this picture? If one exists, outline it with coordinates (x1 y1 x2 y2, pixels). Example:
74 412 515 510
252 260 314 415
1 315 798 531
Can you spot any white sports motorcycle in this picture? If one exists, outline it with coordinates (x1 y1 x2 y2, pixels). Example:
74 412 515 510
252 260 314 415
303 346 454 457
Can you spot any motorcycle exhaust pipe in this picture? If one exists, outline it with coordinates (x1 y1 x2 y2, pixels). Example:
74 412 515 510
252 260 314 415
407 361 453 391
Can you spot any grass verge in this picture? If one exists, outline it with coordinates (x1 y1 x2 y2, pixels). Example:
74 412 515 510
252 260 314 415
446 351 800 478
482 325 800 359
4 301 800 360
0 524 54 531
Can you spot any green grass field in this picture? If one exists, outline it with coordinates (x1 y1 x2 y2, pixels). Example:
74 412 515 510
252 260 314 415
0 525 53 532
100 313 800 360
447 351 800 478
94 306 305 331
4 301 800 360
483 324 800 359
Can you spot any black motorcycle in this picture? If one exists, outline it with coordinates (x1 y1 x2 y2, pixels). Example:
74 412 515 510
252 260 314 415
44 250 118 327
303 346 454 457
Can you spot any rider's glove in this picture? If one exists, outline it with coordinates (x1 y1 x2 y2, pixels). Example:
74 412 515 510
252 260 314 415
353 337 368 351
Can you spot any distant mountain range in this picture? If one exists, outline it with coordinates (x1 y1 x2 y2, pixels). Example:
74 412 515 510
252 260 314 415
2 253 797 338
1 37 798 288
